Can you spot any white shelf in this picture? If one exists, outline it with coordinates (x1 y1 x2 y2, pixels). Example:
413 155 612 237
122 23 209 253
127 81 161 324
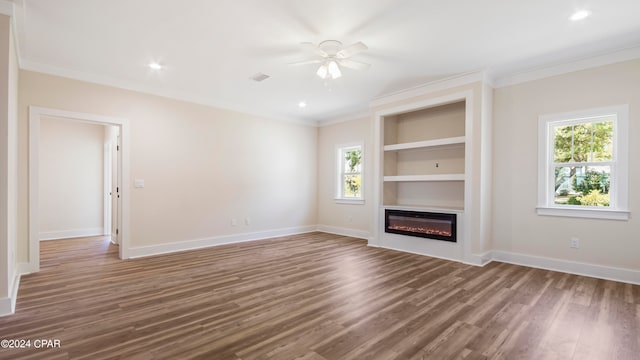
384 174 465 182
383 204 464 213
384 136 465 152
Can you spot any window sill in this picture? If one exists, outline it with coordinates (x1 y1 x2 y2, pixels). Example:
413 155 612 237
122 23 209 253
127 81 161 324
536 206 629 221
334 198 365 205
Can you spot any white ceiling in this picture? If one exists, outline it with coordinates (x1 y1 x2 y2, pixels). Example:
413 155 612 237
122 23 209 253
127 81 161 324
11 0 640 123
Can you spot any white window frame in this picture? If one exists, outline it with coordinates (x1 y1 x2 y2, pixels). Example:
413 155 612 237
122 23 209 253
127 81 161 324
335 142 364 204
537 105 629 220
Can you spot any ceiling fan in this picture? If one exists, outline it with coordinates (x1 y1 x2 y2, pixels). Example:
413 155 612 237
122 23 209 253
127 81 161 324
289 40 371 79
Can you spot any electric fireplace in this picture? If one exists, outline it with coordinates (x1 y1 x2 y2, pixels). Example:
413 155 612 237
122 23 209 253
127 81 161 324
385 209 456 242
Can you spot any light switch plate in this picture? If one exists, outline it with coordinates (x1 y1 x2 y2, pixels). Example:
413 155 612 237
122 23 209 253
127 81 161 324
134 179 145 188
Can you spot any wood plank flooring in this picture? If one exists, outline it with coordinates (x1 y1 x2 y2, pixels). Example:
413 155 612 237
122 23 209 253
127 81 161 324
0 232 638 359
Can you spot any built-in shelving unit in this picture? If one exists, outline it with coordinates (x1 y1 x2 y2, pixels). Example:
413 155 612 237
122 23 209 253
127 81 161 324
381 101 466 210
372 83 492 265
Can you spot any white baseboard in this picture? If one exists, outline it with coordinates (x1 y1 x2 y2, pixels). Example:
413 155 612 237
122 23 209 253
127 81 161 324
465 251 494 267
39 227 104 241
370 243 467 264
97 225 640 285
128 225 318 258
368 242 492 267
0 297 10 317
0 263 27 317
368 239 637 285
491 250 640 285
316 225 370 240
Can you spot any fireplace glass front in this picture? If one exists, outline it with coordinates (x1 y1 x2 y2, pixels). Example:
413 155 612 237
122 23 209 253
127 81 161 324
385 209 456 242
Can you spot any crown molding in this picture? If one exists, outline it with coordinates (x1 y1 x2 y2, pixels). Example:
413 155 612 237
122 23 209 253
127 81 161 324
0 0 13 17
369 71 487 108
493 45 640 88
21 59 316 127
316 110 371 127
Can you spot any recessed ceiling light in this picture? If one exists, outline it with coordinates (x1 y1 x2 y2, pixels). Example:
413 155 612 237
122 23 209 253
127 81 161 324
570 10 591 21
148 62 163 70
298 101 307 108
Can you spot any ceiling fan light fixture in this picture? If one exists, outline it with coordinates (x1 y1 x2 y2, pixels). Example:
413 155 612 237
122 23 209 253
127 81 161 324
327 60 342 79
316 64 328 79
148 62 163 70
570 9 590 21
295 40 369 80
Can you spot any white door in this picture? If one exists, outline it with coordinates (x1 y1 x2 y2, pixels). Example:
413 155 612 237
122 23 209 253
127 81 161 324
111 132 121 244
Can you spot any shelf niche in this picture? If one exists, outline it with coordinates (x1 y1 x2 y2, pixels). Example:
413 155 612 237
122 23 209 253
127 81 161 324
382 100 466 210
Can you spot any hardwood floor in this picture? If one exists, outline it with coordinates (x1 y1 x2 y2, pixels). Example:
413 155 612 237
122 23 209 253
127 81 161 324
0 232 638 359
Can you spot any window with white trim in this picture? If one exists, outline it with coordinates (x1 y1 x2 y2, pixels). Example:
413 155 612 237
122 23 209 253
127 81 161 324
336 144 363 202
537 105 629 220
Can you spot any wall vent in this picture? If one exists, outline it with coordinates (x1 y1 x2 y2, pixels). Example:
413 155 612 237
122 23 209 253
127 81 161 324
250 73 270 82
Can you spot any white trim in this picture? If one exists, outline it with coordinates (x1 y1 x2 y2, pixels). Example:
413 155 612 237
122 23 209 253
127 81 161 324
333 199 365 205
494 45 640 88
383 204 464 214
384 174 465 182
370 71 484 108
0 264 21 317
317 110 370 127
20 59 315 128
537 105 629 219
17 262 32 276
365 242 638 285
335 142 365 202
0 297 10 316
536 207 629 220
0 0 13 17
466 252 493 267
39 228 105 241
29 106 131 273
316 225 370 240
0 263 37 316
372 89 474 252
128 226 317 258
368 243 486 267
491 250 640 286
8 267 20 313
9 0 24 68
383 136 465 152
373 90 474 119
103 141 112 236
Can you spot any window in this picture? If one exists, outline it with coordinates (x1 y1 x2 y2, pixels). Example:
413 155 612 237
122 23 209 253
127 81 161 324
336 144 363 203
537 105 629 220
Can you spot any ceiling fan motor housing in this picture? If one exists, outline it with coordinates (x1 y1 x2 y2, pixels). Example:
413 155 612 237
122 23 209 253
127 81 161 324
318 40 343 57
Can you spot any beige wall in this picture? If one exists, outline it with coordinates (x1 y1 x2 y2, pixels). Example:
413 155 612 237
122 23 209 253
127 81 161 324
39 117 105 238
493 59 640 270
320 61 639 273
10 50 638 285
317 117 372 236
18 70 317 261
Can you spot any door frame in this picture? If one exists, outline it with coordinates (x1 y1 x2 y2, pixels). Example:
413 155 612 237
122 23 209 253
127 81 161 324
28 106 131 272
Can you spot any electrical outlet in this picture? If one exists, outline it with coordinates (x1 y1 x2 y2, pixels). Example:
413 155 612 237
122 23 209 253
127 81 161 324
570 237 579 249
245 217 251 226
231 218 238 227
347 215 353 223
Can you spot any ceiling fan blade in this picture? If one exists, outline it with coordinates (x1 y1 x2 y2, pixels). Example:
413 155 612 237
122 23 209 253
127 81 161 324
288 59 323 66
336 41 368 59
300 42 328 58
337 59 371 71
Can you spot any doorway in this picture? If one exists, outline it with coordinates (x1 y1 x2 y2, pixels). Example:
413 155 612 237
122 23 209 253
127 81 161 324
28 107 130 273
